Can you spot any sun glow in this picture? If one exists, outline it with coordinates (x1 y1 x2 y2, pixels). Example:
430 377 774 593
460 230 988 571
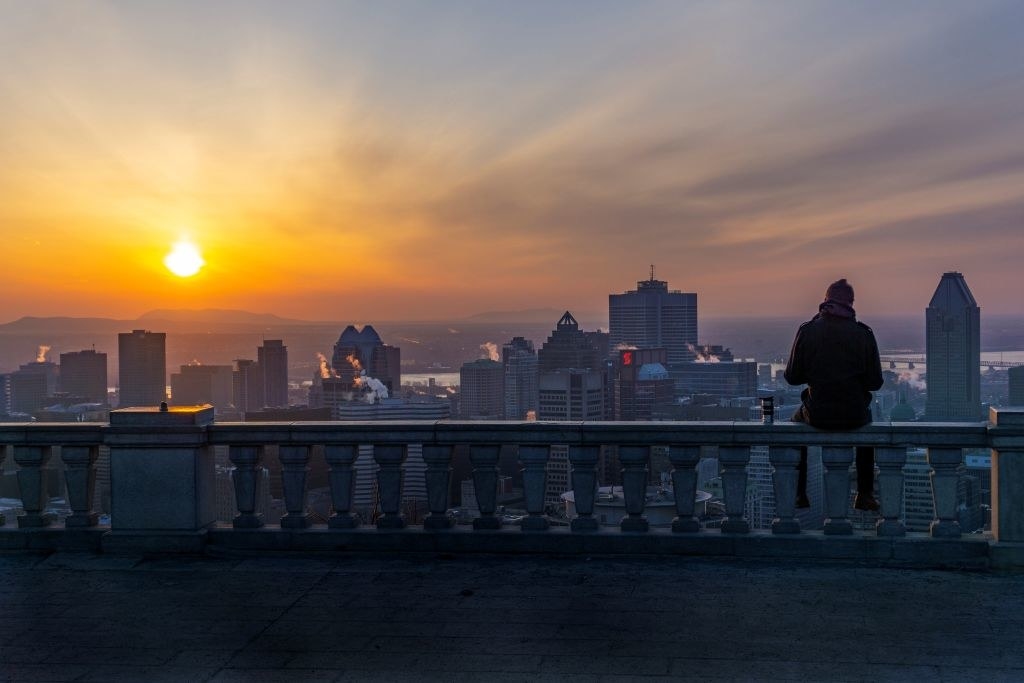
164 239 205 277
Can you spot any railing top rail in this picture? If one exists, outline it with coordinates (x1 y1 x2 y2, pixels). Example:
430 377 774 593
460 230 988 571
0 419 996 450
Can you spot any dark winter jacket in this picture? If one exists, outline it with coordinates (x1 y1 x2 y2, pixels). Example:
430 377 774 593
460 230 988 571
784 313 883 429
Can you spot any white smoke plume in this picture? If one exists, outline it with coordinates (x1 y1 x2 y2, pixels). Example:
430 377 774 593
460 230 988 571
36 345 50 363
615 343 638 351
898 371 926 391
688 343 721 363
480 342 499 362
354 371 389 403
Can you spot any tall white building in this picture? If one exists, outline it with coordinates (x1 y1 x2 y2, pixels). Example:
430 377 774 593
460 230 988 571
334 398 450 517
538 370 605 507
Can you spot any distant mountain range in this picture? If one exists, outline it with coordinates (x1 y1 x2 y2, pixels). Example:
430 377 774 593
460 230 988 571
0 309 322 335
0 307 609 334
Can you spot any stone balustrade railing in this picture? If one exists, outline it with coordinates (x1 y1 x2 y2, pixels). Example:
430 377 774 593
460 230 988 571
2 406 1023 566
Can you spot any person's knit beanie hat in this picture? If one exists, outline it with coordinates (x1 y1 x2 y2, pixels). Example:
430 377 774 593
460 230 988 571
825 279 854 305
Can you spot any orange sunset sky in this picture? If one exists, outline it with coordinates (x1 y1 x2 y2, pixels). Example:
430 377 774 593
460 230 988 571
2 1 1024 322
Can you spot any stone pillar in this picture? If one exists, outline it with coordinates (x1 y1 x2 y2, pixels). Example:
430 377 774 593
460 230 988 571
769 447 800 534
105 406 215 551
991 407 1024 543
324 445 358 529
13 445 54 528
668 446 701 533
927 447 962 539
374 444 407 529
228 445 264 529
619 445 650 532
874 447 907 537
568 445 600 532
279 444 312 529
822 446 854 535
61 445 99 528
719 446 750 534
519 445 550 531
470 445 502 530
422 444 453 530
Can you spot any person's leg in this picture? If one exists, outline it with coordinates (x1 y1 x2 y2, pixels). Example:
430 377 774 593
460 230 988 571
854 447 878 510
796 446 810 508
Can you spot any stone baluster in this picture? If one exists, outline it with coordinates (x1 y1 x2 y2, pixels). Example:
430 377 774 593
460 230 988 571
821 446 854 535
519 445 550 531
768 447 800 534
619 445 650 532
279 445 312 529
927 447 963 538
990 407 1024 544
874 447 907 537
61 445 99 528
422 444 453 530
719 446 750 534
568 445 600 532
668 446 701 533
324 445 359 529
13 445 53 528
374 444 407 529
470 445 502 530
229 445 264 529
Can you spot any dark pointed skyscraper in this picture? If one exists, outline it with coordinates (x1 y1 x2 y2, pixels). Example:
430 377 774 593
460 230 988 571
925 272 981 420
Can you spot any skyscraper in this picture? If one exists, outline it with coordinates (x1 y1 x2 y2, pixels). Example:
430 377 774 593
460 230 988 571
537 312 608 505
331 325 401 393
118 330 166 408
609 270 698 364
1008 366 1024 405
502 336 538 420
258 340 288 408
538 312 604 372
233 359 264 413
170 363 234 408
925 272 981 420
459 359 504 419
59 349 108 403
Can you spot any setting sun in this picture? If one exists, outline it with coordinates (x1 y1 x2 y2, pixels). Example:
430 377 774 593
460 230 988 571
164 240 205 277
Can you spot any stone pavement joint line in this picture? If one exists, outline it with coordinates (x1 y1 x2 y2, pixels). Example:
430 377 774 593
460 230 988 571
1 553 1023 682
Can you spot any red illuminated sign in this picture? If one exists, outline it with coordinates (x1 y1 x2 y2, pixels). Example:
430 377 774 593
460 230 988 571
622 351 633 366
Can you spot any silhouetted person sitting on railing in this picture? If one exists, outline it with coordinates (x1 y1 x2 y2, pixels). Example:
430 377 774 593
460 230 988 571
785 278 884 511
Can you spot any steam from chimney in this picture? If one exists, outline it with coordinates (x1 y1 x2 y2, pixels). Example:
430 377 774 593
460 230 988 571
688 343 721 363
480 342 499 362
356 372 389 403
36 345 50 363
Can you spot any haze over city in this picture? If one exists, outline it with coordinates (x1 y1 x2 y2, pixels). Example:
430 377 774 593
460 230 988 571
3 1 1024 322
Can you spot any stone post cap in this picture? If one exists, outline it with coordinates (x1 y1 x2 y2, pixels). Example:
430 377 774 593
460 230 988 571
110 405 215 427
990 406 1024 427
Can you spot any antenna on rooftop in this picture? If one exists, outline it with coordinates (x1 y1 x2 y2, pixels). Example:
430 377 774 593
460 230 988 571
650 264 655 281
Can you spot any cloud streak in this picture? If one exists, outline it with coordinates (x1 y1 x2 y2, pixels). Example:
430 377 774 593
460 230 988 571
1 1 1023 319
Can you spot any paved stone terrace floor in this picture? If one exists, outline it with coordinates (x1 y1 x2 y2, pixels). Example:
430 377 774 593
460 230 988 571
1 552 1023 683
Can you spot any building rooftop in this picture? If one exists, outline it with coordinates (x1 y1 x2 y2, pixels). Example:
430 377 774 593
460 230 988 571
2 552 1021 681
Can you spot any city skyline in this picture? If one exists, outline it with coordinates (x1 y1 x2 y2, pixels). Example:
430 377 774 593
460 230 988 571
2 2 1024 321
